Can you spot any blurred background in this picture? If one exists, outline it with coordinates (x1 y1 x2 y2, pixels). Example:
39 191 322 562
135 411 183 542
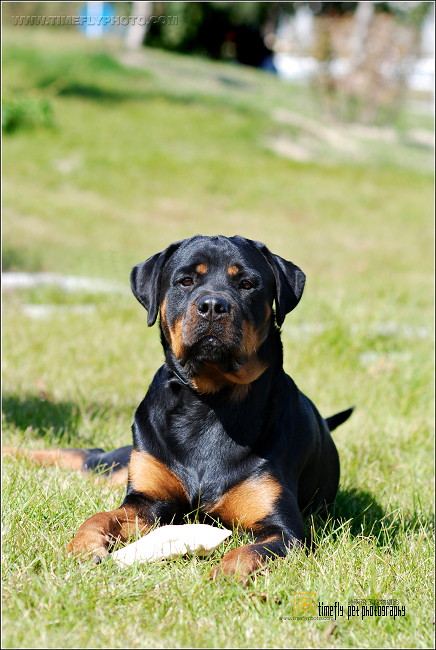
3 1 434 277
2 1 434 425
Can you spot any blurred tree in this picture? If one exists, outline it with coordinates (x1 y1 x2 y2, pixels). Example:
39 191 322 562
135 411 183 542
146 2 295 67
145 1 432 123
126 1 152 49
309 1 433 123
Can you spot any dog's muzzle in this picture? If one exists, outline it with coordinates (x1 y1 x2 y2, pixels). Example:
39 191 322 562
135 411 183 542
178 294 244 374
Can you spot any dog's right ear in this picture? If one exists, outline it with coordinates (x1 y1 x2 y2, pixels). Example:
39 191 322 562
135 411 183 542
130 240 184 326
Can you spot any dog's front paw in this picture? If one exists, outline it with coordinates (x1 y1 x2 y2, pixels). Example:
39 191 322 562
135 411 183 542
209 547 263 582
66 531 109 563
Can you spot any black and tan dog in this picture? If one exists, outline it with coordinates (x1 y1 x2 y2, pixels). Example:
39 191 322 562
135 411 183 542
8 235 353 578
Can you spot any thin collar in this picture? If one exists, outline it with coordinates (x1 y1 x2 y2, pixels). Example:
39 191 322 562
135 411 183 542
170 369 189 386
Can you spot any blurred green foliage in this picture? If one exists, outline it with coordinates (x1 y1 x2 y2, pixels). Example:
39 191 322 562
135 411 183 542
2 96 53 133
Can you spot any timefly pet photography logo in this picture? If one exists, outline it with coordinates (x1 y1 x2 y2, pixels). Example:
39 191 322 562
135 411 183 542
281 594 406 621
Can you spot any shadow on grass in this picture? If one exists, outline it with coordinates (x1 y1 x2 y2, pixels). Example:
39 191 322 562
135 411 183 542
1 394 132 447
306 486 434 549
57 83 181 104
54 83 252 114
2 394 80 444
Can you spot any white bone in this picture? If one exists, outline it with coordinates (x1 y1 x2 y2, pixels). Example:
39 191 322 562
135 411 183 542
111 524 232 566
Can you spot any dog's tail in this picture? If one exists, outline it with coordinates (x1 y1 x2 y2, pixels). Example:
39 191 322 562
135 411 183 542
325 407 354 432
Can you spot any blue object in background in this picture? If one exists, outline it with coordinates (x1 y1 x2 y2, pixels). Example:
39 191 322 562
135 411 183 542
79 2 115 39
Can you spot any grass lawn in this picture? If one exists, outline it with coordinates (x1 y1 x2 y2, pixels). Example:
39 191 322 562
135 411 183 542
2 26 434 649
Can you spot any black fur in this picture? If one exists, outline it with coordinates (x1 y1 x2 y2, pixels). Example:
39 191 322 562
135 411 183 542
70 235 353 571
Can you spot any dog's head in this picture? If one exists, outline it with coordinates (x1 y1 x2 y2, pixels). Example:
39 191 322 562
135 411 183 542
131 235 305 394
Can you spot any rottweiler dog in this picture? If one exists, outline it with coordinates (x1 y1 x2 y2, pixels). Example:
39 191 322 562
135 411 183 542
9 235 353 578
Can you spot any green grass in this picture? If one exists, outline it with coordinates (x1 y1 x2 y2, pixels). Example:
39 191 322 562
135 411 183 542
2 27 434 648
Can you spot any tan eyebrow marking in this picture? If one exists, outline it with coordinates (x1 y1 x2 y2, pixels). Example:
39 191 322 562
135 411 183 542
227 265 239 276
196 264 208 274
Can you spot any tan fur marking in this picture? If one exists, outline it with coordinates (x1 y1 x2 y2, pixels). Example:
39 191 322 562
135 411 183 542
191 364 228 394
190 315 270 395
241 314 271 357
161 299 183 358
227 265 239 276
67 503 153 559
225 357 269 386
128 450 189 503
190 366 254 402
228 384 251 403
170 317 184 359
242 321 258 355
160 298 168 330
196 263 208 274
208 474 282 530
161 299 186 360
209 545 264 579
209 533 281 580
190 357 268 394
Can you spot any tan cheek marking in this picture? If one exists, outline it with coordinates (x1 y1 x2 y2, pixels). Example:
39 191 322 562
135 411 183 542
207 474 282 530
225 319 269 384
242 311 271 356
128 450 189 503
161 299 185 359
241 321 259 356
169 317 184 359
196 263 208 274
221 313 271 386
160 298 167 324
181 301 201 349
160 298 170 341
227 265 239 276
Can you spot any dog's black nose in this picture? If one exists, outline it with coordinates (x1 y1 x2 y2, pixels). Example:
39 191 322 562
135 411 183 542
197 296 229 319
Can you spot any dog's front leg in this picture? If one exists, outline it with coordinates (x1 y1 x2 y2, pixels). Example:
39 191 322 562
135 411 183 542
209 528 301 581
208 482 304 580
67 449 191 561
67 499 154 562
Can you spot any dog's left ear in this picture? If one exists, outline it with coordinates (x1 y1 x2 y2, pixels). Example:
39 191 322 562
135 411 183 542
253 242 306 327
130 240 184 326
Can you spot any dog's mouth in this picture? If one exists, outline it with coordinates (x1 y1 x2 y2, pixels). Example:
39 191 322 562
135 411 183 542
198 334 222 347
179 332 245 375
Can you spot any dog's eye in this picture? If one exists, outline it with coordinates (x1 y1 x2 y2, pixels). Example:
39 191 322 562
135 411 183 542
240 280 253 290
181 277 193 287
